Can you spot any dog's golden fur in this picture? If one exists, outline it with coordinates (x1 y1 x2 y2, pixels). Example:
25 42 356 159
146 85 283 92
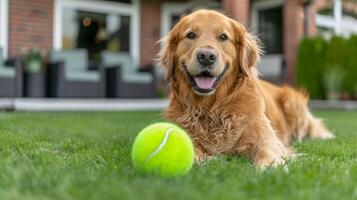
159 10 334 167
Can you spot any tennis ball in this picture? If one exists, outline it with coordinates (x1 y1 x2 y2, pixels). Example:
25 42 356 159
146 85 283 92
131 122 194 178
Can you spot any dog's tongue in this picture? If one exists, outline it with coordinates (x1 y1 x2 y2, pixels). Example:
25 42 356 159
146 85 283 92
194 77 216 89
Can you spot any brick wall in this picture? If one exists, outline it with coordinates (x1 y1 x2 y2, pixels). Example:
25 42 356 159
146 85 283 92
222 0 250 27
140 0 162 68
8 0 53 57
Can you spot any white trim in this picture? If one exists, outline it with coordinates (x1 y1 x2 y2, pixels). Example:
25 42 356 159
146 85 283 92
160 0 221 38
133 0 140 66
316 15 336 28
316 14 357 36
334 0 342 34
53 0 140 65
0 0 8 58
53 0 62 51
315 0 357 37
251 0 284 34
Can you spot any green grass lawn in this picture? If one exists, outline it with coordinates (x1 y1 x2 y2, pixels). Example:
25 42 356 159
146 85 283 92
0 110 356 200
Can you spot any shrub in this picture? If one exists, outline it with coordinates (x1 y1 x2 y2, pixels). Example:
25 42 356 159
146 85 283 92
296 35 357 99
326 36 346 69
322 67 345 100
344 35 357 97
296 37 327 99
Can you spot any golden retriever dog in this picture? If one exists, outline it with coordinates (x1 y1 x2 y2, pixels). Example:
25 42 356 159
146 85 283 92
159 9 334 167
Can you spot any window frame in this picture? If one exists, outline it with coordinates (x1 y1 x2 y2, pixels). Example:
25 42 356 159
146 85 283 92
251 0 284 55
160 0 221 39
53 0 140 65
316 0 357 38
0 0 8 58
251 0 284 78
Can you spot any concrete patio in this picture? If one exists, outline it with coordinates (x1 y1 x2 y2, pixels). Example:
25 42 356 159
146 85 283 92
0 98 169 112
1 98 357 112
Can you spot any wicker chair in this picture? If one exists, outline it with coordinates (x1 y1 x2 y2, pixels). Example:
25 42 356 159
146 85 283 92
47 49 105 98
101 51 156 98
0 48 23 97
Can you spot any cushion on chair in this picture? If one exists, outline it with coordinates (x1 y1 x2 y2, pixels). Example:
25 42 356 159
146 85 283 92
65 71 100 82
101 51 153 84
50 49 89 71
122 72 153 84
101 51 136 73
0 48 3 64
0 65 15 78
0 48 15 78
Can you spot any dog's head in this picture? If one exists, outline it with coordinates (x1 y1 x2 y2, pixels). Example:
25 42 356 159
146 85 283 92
159 9 260 96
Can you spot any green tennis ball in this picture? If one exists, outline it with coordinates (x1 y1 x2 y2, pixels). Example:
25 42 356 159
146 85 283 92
131 122 194 178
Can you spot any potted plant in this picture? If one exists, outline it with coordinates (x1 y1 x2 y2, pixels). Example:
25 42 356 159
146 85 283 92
22 47 46 97
25 47 43 73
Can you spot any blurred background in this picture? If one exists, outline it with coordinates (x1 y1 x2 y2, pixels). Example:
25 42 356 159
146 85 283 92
0 0 356 102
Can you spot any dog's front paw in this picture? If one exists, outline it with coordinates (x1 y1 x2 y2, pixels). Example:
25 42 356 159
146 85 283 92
194 148 213 165
253 142 291 168
195 154 216 165
254 155 286 169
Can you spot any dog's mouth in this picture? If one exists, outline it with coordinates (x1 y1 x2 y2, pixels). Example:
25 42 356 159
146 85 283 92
183 65 228 94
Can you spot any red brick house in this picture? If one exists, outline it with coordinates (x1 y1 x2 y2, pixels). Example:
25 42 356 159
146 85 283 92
0 0 356 84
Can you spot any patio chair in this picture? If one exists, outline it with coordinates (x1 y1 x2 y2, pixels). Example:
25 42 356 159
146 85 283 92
47 49 105 98
101 51 156 98
0 48 23 97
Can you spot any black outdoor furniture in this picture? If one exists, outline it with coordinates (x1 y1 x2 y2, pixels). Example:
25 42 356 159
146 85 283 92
24 72 45 97
0 48 23 97
47 49 105 98
101 51 156 98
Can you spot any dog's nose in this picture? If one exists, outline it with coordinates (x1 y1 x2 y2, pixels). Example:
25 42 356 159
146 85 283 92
196 48 217 66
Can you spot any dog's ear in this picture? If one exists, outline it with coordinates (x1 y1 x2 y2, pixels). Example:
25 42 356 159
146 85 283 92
158 20 183 81
230 20 261 78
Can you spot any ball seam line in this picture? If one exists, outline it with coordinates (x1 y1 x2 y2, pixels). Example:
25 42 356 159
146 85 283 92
145 127 173 162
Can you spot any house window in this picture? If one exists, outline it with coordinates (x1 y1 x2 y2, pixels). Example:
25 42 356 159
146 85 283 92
161 0 221 38
54 0 139 64
62 9 131 60
0 0 8 58
252 0 284 80
258 6 283 54
170 15 181 29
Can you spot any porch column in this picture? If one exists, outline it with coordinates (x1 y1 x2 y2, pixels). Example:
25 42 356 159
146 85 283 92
140 0 161 68
283 0 304 84
222 0 250 27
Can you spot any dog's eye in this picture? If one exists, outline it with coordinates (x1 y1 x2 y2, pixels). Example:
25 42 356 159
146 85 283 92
219 33 228 41
186 32 196 39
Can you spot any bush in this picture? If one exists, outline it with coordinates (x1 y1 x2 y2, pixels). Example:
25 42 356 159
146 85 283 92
344 35 357 96
322 67 345 100
296 37 327 99
296 35 357 99
326 36 346 69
